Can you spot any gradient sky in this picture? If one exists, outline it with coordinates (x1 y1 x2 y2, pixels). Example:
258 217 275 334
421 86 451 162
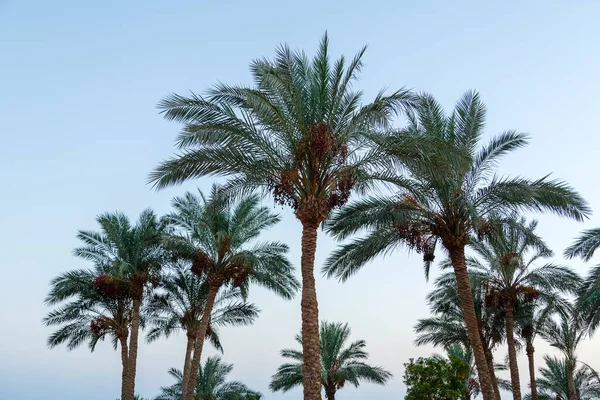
2 1 600 399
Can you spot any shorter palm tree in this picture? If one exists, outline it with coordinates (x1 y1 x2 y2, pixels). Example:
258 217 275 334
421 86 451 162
270 321 392 400
516 301 557 400
155 356 261 400
467 217 581 400
523 355 600 400
44 263 135 400
145 265 260 386
540 307 586 400
163 185 299 400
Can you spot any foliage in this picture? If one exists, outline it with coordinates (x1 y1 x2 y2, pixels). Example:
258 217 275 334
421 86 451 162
323 91 588 281
565 227 600 333
415 271 505 353
150 33 415 225
270 321 392 396
403 355 470 400
154 356 261 400
44 264 131 351
145 265 260 350
468 216 581 311
162 185 299 298
523 356 600 400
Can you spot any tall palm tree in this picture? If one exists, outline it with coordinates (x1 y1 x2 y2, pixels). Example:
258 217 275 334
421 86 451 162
467 217 582 400
540 307 586 400
415 271 507 400
523 355 600 400
270 321 392 400
516 301 556 400
45 264 135 400
47 210 165 400
565 227 600 333
162 185 298 400
324 92 590 400
149 34 415 400
145 265 260 382
155 356 261 400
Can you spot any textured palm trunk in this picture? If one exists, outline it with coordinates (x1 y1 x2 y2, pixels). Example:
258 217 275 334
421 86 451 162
505 305 522 400
119 335 129 400
448 245 496 400
180 331 196 400
484 347 501 400
122 298 142 400
324 385 336 400
300 221 323 400
182 284 219 400
567 360 577 400
526 343 538 400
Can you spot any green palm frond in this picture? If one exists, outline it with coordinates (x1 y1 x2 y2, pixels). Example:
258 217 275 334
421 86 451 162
325 91 589 282
155 357 260 400
270 321 392 395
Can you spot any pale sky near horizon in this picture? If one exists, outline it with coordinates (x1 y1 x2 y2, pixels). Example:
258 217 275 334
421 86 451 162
2 1 600 399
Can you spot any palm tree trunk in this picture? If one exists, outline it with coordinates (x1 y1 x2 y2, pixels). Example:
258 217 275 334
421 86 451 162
526 343 538 400
567 360 577 400
123 298 142 400
325 385 336 400
182 283 219 400
448 245 496 400
119 335 129 400
300 221 322 400
505 305 522 400
484 347 502 400
180 331 196 400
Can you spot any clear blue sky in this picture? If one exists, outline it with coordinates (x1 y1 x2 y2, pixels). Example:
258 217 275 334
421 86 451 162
1 1 599 399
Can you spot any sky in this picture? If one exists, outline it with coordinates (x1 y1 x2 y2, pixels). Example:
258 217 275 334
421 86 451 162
1 1 600 399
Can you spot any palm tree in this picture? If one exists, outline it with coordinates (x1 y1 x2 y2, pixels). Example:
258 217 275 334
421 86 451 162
540 307 586 400
324 92 590 400
565 227 600 333
467 217 582 400
415 271 507 400
155 356 261 400
516 301 556 400
523 355 600 400
145 265 260 383
46 210 165 400
45 264 134 399
162 185 298 400
149 33 415 400
270 321 392 400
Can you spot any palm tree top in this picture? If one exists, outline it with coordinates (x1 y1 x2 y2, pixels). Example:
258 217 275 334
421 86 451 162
150 33 416 225
162 184 299 299
270 321 392 394
564 227 600 261
323 91 589 282
467 216 582 309
145 265 260 350
155 356 261 400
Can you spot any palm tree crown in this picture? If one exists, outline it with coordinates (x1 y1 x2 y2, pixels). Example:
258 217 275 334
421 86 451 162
145 265 260 350
270 321 392 400
155 356 261 400
44 263 131 351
